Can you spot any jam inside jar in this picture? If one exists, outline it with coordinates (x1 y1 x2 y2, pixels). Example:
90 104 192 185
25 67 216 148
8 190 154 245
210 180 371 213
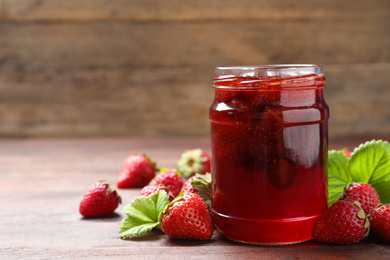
209 65 329 245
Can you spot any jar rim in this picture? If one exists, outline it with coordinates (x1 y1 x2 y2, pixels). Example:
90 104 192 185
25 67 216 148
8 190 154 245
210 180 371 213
215 64 322 78
213 64 325 89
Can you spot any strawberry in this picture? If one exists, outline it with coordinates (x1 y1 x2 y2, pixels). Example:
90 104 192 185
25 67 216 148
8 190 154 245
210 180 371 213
149 168 183 197
119 191 213 240
369 204 390 243
181 173 212 207
339 182 381 215
312 200 370 244
138 184 174 201
182 176 199 194
79 180 121 217
177 149 211 179
161 192 214 240
117 154 156 188
341 150 352 158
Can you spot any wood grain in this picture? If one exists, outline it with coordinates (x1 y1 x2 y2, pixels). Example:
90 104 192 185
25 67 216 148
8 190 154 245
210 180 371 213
2 0 389 21
0 0 389 138
0 64 389 138
1 138 389 259
1 20 389 71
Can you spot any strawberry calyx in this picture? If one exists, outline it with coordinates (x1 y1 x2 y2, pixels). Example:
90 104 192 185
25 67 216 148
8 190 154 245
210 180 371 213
191 173 212 208
143 153 158 171
177 149 209 179
97 180 122 204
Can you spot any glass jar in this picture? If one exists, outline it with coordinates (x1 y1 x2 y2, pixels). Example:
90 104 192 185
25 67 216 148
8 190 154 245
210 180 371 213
209 65 329 245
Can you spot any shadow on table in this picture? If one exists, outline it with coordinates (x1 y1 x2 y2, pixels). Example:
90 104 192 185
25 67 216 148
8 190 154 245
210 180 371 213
80 212 122 222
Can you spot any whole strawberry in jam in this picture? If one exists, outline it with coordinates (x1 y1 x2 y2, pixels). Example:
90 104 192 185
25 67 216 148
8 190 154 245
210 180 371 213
138 184 174 201
79 180 121 217
177 149 211 179
339 182 381 215
149 168 183 197
117 154 156 188
369 204 390 243
161 192 214 240
312 200 369 244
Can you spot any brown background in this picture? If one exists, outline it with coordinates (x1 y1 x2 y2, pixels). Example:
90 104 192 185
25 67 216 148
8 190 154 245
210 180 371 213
0 0 389 139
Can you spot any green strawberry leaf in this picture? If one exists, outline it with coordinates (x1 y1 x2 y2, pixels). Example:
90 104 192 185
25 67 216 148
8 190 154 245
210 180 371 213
119 218 159 239
328 150 352 206
119 191 169 238
348 140 390 203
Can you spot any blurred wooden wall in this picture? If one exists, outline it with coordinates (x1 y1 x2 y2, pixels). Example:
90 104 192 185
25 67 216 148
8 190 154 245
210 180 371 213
0 0 389 138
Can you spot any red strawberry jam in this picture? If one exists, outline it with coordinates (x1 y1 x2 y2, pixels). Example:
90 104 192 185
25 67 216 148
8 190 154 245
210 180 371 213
209 65 329 245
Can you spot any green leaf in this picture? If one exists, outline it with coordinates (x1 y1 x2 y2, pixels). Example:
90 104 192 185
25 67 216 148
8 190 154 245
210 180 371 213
119 191 169 238
348 140 390 203
327 150 352 206
373 179 390 204
119 218 159 239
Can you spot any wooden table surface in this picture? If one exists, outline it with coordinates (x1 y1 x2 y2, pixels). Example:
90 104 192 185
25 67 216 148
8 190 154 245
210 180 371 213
1 137 389 259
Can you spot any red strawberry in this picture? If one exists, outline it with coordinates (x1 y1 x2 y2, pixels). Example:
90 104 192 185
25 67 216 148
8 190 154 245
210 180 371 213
79 180 121 217
181 173 212 207
182 176 200 194
149 168 183 197
339 182 381 215
117 154 156 188
161 192 214 240
369 204 390 243
138 184 174 201
177 149 211 179
312 200 370 244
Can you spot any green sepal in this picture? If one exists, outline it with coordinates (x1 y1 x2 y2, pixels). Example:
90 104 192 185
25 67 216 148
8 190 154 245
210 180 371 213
191 173 212 208
177 149 207 179
97 180 122 204
143 153 159 172
119 191 169 238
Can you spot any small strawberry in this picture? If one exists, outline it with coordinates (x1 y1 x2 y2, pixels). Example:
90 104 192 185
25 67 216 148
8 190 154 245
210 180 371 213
177 149 211 179
369 204 390 243
149 168 183 197
312 200 370 244
79 180 121 217
138 184 174 201
117 154 156 188
119 191 213 240
161 192 214 240
341 150 352 158
339 182 381 215
181 173 212 207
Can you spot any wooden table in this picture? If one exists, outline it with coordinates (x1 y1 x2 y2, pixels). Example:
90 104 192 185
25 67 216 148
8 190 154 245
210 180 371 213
1 137 389 259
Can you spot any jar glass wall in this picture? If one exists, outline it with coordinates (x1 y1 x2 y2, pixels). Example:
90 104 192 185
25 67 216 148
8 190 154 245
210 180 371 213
209 65 329 245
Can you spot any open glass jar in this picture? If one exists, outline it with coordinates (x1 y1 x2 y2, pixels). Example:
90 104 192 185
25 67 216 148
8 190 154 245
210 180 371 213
209 65 329 245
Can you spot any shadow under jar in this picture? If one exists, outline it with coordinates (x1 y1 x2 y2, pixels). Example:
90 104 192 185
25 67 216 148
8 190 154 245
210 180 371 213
209 65 329 245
